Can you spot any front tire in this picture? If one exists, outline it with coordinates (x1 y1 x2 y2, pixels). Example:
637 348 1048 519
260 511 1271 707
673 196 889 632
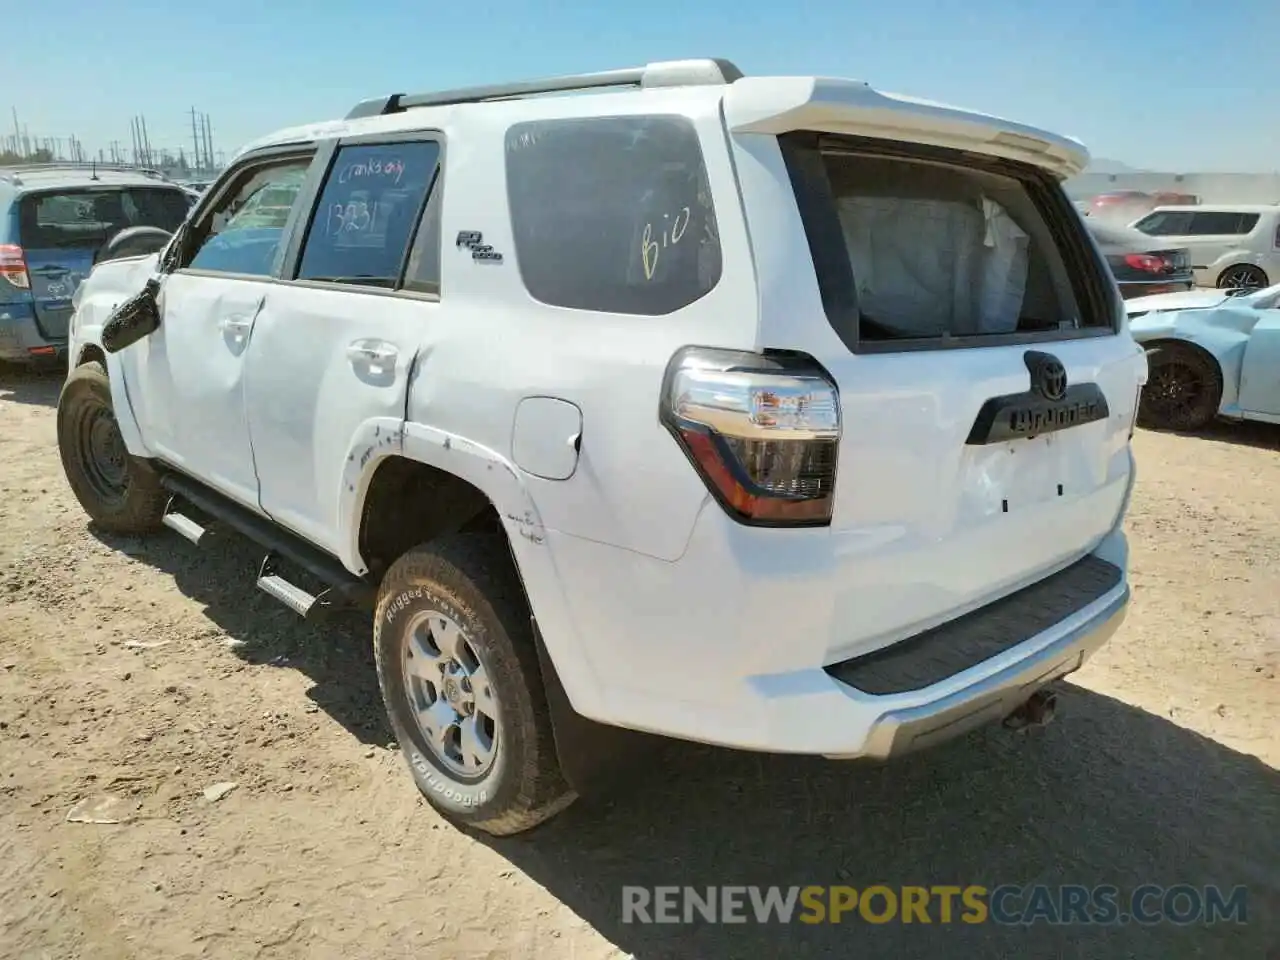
373 532 575 836
1138 342 1223 432
56 361 167 533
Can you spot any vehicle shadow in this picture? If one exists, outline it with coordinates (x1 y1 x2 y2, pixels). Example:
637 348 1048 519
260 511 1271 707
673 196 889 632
1200 418 1280 452
1138 419 1280 452
90 524 392 747
90 525 1280 959
481 687 1279 960
0 362 62 408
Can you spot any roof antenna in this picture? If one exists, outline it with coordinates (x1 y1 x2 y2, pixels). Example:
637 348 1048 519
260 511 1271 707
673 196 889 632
90 159 99 181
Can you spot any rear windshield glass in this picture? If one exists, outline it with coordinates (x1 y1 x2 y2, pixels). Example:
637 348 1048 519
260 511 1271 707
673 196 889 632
19 187 189 250
791 138 1105 347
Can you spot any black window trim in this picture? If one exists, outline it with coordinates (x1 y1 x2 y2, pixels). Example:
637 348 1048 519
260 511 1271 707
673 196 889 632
777 132 1118 354
281 129 446 302
171 141 323 283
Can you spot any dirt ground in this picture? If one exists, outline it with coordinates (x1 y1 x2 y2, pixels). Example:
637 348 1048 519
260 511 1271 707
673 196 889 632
1 367 1277 960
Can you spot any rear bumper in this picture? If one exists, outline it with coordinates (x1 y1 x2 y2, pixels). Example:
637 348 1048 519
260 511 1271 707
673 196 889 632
1117 279 1194 299
833 580 1126 758
533 468 1134 758
0 302 62 362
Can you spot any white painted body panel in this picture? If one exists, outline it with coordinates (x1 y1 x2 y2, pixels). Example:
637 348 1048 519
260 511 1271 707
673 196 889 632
65 68 1143 754
124 272 265 509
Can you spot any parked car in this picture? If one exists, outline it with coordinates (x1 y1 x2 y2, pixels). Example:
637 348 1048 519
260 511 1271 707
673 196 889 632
1126 282 1280 430
1087 190 1197 224
58 57 1144 836
1086 219 1193 299
1129 204 1280 291
0 164 192 365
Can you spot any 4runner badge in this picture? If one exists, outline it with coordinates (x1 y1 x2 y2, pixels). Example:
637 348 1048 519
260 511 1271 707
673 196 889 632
456 231 503 264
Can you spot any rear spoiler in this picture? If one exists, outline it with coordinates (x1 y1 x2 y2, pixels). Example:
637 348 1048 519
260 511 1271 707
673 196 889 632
722 77 1089 180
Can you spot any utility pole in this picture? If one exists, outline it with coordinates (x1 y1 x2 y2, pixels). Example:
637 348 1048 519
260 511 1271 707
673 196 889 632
190 107 202 173
140 115 152 166
203 113 213 172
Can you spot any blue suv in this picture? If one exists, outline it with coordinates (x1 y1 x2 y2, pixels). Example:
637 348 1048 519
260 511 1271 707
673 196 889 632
1 164 193 365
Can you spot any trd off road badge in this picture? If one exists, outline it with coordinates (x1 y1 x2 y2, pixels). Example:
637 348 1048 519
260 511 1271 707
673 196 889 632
456 231 503 264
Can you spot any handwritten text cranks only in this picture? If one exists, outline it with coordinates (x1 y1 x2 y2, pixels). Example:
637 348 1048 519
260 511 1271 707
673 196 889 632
337 157 406 186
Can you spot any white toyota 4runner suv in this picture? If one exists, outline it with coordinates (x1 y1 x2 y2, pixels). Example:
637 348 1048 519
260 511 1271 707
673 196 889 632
58 58 1145 836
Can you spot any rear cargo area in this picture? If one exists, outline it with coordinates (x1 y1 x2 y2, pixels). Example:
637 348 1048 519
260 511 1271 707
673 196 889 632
747 132 1145 663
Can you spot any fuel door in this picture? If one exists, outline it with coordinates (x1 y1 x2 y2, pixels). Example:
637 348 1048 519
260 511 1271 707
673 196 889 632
511 397 583 481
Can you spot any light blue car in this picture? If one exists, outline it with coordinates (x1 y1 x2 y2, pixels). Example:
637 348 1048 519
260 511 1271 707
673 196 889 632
1126 283 1280 431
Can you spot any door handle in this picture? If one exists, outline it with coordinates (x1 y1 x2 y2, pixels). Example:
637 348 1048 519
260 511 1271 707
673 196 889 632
220 316 254 336
346 341 398 365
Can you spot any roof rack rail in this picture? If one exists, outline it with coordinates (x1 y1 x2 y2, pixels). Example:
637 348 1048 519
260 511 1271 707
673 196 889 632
0 160 170 180
345 58 745 120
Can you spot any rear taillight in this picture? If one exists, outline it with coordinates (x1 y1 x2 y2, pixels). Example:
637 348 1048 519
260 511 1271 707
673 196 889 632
1124 253 1170 275
660 346 840 526
0 245 30 289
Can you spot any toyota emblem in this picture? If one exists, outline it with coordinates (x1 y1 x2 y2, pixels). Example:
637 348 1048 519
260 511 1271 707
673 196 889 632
1024 351 1068 401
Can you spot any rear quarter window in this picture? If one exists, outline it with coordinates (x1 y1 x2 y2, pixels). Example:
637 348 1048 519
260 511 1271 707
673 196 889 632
504 115 722 316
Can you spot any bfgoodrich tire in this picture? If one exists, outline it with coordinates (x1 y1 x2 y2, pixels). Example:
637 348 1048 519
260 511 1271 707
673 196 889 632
56 361 167 534
373 532 575 836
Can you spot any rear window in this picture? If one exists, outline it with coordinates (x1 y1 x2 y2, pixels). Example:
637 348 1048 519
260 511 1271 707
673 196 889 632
781 134 1104 349
504 115 722 316
1133 211 1193 236
18 187 189 249
1087 221 1147 248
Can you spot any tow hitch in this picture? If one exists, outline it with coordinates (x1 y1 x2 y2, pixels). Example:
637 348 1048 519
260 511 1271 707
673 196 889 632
1003 688 1058 732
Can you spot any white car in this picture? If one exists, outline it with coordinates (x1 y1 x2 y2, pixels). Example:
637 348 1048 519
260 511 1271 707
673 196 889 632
57 58 1145 836
1129 203 1280 291
1125 283 1280 430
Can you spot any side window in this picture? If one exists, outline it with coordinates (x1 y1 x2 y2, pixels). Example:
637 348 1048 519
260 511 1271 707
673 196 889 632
296 140 440 287
1237 213 1260 234
1187 211 1250 236
186 158 312 277
1273 220 1280 250
504 115 722 315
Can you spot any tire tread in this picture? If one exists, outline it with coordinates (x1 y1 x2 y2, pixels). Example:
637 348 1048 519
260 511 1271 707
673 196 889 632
373 532 575 836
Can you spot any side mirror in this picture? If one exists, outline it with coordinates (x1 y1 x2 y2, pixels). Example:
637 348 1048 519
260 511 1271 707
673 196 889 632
101 278 162 354
94 226 174 266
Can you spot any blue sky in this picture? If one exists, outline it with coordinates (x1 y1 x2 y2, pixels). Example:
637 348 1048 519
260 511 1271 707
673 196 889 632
7 0 1279 172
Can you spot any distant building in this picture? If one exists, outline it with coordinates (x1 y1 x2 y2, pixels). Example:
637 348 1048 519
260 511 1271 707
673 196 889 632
1066 171 1280 206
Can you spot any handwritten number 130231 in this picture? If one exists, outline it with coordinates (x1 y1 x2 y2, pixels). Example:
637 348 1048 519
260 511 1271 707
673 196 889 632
641 207 691 280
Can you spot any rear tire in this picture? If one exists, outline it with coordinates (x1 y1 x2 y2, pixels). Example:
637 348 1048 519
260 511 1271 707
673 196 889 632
373 532 575 836
56 361 167 533
1215 264 1268 291
1138 341 1223 432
